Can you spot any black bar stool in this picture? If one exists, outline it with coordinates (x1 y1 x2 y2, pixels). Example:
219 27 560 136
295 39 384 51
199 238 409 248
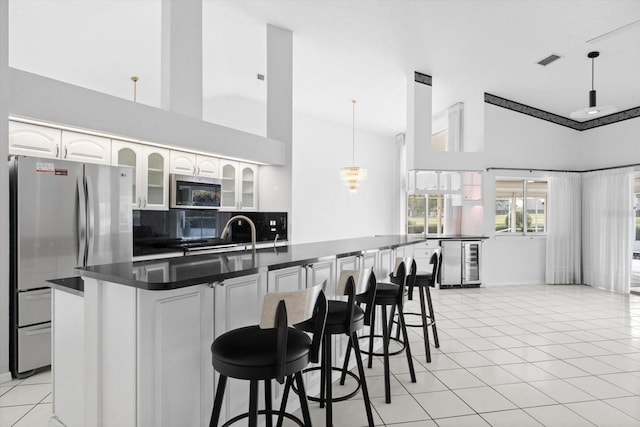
357 259 416 404
403 250 441 363
209 283 328 427
293 268 376 427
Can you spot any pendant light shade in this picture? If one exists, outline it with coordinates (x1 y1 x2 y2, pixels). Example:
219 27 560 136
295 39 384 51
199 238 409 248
570 51 617 120
340 100 367 192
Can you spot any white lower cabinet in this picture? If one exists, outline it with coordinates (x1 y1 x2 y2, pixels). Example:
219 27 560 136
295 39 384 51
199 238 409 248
377 248 393 280
411 241 440 272
213 273 267 425
267 265 307 293
137 283 215 427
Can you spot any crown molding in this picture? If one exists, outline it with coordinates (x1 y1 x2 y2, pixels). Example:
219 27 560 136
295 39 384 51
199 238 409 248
414 72 432 86
484 93 640 131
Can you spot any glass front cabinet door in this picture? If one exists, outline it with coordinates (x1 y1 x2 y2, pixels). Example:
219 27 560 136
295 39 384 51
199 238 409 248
220 160 258 211
112 141 169 210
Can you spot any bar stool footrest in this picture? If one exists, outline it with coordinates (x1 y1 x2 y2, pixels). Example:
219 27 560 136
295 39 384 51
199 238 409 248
292 366 362 403
401 312 436 328
222 409 304 427
357 334 406 356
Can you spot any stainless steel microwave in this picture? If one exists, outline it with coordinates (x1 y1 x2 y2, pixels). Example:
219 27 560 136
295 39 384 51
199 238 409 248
170 174 222 209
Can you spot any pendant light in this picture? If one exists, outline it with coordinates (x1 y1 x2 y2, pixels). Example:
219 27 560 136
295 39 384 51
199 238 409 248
340 100 367 192
570 51 617 119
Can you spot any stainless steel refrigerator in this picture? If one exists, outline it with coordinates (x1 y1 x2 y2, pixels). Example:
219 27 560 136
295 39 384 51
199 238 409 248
9 156 132 378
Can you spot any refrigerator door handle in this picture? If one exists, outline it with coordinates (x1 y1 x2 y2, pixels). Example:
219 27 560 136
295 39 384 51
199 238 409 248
77 175 87 267
86 175 95 266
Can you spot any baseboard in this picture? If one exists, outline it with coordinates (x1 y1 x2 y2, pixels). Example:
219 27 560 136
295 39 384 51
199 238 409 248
0 371 12 384
482 282 546 287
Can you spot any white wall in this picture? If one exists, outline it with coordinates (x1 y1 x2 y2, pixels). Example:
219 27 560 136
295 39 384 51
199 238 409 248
203 95 266 137
291 113 397 243
479 106 640 286
205 94 399 243
579 117 640 170
483 104 581 170
480 105 580 286
1 0 10 382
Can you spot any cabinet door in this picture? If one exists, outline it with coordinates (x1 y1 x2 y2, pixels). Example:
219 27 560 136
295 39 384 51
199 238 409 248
9 121 61 159
138 284 214 427
462 171 482 201
61 131 111 165
196 155 220 178
169 150 197 176
112 140 143 209
361 251 377 275
439 171 461 192
142 147 169 210
238 163 257 210
267 265 306 293
412 242 438 273
213 273 267 424
307 259 336 297
377 248 393 281
220 161 237 209
336 255 360 273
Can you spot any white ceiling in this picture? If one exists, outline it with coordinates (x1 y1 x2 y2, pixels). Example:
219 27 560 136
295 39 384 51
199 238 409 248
8 0 640 137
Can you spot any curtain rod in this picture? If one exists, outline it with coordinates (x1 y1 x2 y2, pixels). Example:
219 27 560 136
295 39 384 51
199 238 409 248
487 163 640 173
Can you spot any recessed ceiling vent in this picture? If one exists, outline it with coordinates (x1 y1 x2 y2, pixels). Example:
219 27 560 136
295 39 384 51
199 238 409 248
537 54 562 66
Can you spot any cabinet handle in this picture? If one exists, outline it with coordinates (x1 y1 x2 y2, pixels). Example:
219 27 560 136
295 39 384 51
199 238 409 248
137 197 142 208
196 166 200 176
55 145 59 157
142 197 147 208
64 146 68 159
193 165 197 175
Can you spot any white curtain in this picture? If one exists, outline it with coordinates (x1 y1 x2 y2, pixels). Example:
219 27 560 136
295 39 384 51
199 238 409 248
582 167 634 293
446 102 464 152
545 173 582 284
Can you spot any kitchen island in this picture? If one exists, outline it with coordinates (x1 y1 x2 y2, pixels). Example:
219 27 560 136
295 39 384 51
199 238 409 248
49 235 485 427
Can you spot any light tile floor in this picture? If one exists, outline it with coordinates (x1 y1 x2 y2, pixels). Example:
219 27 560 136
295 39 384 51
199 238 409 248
1 284 639 426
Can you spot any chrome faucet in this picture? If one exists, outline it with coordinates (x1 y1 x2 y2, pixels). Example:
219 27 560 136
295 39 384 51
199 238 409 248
220 215 256 252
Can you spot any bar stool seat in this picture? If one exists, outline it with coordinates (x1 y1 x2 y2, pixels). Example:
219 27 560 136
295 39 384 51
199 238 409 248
211 326 312 380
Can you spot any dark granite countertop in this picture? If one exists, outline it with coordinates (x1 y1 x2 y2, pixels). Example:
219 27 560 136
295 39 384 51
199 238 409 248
73 235 487 291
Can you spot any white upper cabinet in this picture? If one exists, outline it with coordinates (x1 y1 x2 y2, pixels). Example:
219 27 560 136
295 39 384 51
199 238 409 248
61 131 111 165
112 141 169 210
112 140 142 210
142 146 170 210
462 171 482 202
220 160 258 211
169 150 220 179
196 156 220 179
169 150 197 175
9 121 61 159
9 122 111 165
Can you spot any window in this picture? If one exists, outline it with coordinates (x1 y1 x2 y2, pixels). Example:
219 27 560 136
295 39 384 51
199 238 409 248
495 179 547 234
407 194 453 234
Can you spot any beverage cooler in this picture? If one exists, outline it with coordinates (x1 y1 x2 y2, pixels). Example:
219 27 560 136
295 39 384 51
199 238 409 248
440 240 482 288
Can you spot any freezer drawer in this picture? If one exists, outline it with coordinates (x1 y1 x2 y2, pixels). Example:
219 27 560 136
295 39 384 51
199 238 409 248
18 323 51 373
18 288 52 326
